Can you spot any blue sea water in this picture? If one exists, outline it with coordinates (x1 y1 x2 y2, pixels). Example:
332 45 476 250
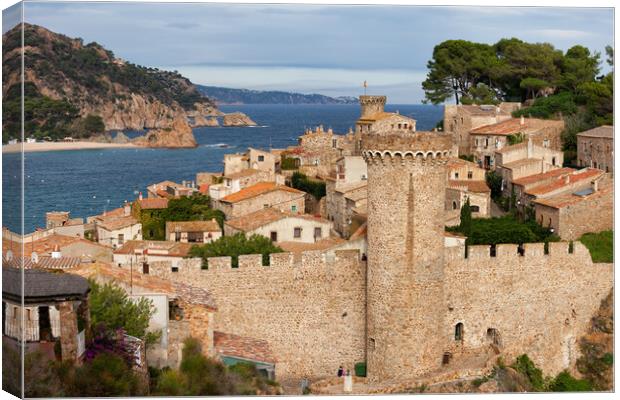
2 104 443 233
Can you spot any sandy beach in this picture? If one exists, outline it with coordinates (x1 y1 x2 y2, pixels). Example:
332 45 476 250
2 141 139 153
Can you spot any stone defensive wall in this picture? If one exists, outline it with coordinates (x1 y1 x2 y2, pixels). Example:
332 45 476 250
443 241 613 376
148 249 367 381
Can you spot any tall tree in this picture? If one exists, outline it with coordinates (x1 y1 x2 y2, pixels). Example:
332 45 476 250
422 40 497 104
560 45 601 92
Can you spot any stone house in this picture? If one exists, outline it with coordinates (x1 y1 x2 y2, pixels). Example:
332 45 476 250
332 156 367 184
214 182 305 219
445 180 491 221
469 117 564 169
165 219 222 243
113 240 194 272
224 207 332 244
515 167 604 210
146 180 197 199
2 267 90 363
533 174 612 239
325 180 367 238
209 168 275 201
3 231 112 263
577 125 614 173
446 158 486 181
224 147 278 176
92 204 142 249
45 211 85 237
73 262 217 369
443 103 520 156
494 139 564 197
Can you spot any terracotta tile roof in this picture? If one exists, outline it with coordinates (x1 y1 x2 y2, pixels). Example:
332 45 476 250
334 181 367 194
166 220 221 233
472 118 564 136
349 222 367 240
446 158 480 169
278 236 346 253
220 182 304 204
137 198 169 209
3 233 107 257
72 263 217 310
226 208 329 232
525 168 604 196
512 167 575 187
577 125 613 139
502 158 542 170
224 168 260 180
199 183 210 194
156 189 173 199
357 111 399 122
214 331 275 363
113 240 193 257
448 180 491 193
96 214 140 231
2 255 83 270
496 142 528 154
533 178 612 209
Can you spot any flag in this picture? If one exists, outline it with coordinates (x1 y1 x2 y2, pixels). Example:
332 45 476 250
363 80 367 88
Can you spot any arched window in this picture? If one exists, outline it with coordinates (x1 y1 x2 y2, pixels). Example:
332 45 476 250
452 201 458 210
454 323 464 341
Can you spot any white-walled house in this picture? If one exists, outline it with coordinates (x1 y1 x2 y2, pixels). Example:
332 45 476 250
93 204 142 249
113 240 195 272
224 207 332 244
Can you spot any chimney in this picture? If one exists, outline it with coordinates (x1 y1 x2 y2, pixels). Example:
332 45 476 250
520 115 525 126
138 192 143 201
51 245 61 259
527 137 533 158
593 179 599 192
124 201 130 216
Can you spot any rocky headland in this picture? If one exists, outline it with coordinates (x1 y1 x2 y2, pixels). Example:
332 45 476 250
132 117 197 148
222 112 257 126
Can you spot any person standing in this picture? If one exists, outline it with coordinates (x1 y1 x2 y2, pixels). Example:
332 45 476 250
337 366 344 377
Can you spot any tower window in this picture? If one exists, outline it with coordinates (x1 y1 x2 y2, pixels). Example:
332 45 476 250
467 171 473 179
452 201 458 210
455 323 464 341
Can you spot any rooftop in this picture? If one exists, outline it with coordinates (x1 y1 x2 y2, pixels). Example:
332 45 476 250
3 267 89 303
166 220 221 233
533 177 612 209
457 104 510 116
225 208 329 232
96 214 140 231
496 142 528 154
334 181 367 194
224 168 261 180
502 158 543 170
2 255 83 270
512 167 575 187
448 180 491 193
113 240 194 257
446 158 481 169
278 236 347 253
137 198 169 210
3 233 108 257
214 331 275 364
525 168 604 196
470 118 561 136
220 182 304 204
577 125 613 139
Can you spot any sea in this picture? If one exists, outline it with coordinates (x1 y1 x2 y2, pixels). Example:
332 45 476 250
2 104 443 233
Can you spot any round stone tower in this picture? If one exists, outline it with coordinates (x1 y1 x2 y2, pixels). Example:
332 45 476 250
362 130 452 381
359 95 387 119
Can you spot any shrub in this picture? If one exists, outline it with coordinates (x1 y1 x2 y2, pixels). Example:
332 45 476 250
189 233 284 268
579 231 613 263
511 354 544 391
68 352 142 396
512 92 577 119
548 371 592 392
88 280 156 340
291 172 326 200
281 155 298 170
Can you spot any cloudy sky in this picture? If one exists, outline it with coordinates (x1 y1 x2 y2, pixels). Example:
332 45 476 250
3 2 614 103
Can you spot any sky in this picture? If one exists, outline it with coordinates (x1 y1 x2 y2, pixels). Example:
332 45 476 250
2 1 615 104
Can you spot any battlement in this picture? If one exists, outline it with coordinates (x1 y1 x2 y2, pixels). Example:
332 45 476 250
444 241 593 264
359 95 387 105
147 249 363 278
361 131 452 154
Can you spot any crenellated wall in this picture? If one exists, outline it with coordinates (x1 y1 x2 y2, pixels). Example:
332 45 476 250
136 239 611 384
148 249 367 381
443 241 613 376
